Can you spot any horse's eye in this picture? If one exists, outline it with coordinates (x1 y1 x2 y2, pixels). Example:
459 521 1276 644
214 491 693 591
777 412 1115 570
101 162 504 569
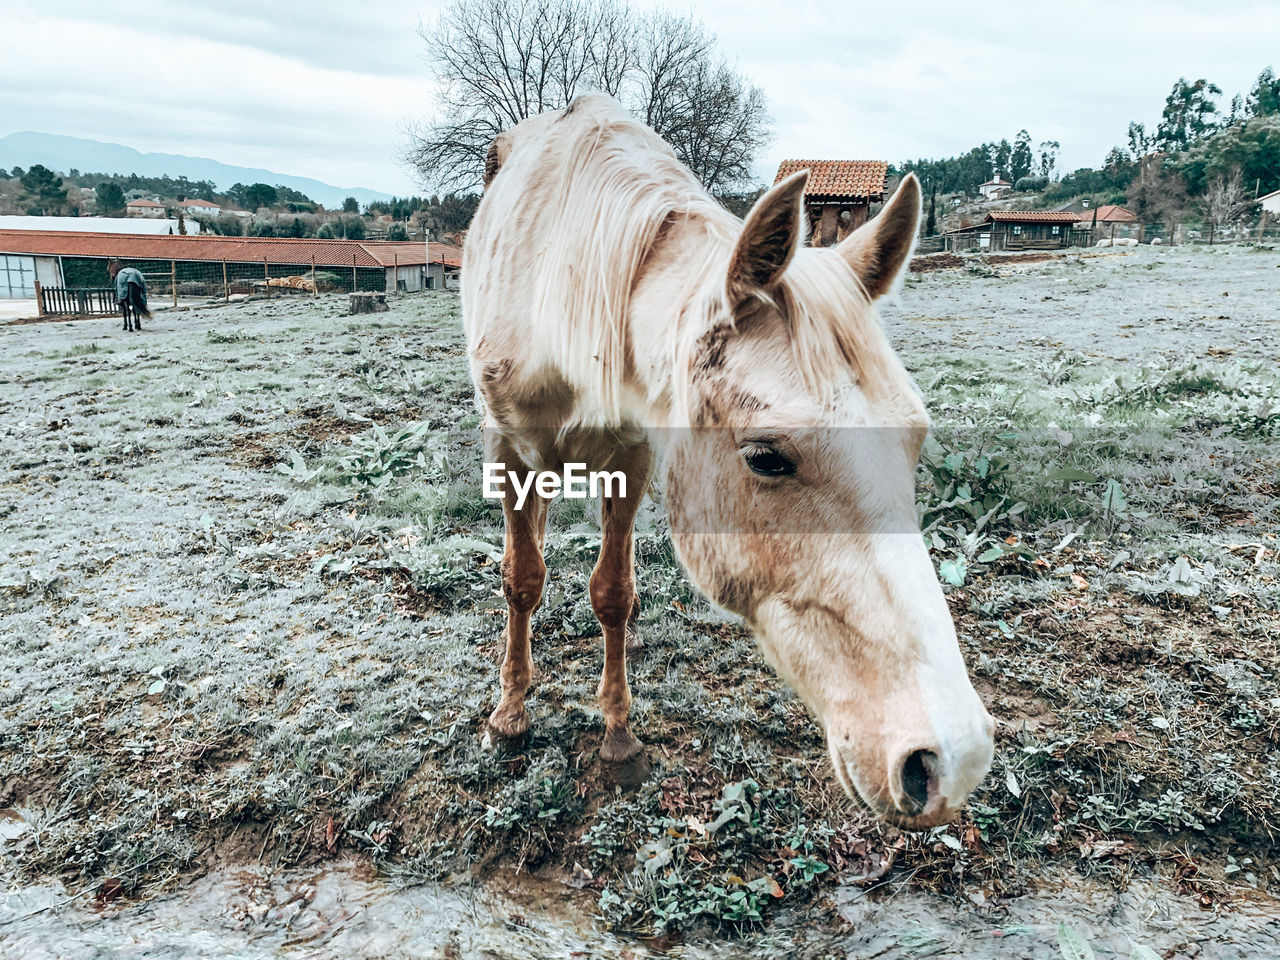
741 445 796 477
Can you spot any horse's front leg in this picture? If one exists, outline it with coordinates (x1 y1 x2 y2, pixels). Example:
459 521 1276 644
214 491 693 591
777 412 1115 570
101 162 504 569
485 442 550 746
591 444 654 764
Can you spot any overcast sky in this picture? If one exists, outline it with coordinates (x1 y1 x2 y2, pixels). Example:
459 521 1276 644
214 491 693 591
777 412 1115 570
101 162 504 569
2 0 1277 195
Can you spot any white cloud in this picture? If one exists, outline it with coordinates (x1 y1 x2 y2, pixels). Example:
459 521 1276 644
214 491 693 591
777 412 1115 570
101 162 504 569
2 0 1277 193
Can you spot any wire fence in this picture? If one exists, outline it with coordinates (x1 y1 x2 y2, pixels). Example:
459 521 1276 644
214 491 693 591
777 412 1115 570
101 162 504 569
61 256 388 302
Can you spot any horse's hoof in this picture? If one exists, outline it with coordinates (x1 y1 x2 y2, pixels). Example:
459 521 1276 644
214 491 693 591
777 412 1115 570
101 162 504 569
601 730 650 787
483 704 530 751
600 725 644 763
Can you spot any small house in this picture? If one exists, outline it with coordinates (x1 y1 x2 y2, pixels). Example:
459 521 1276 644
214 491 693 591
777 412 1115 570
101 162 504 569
126 198 166 218
1257 189 1280 216
978 176 1014 200
945 211 1083 252
179 199 222 217
774 160 888 247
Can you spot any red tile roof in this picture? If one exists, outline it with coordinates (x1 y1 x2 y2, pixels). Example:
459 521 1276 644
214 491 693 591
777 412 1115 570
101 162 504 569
126 198 164 207
0 230 463 268
1074 204 1136 223
986 211 1083 223
179 199 221 209
774 160 888 200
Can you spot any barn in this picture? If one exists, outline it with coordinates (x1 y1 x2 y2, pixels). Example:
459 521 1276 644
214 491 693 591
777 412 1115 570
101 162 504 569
774 160 888 247
945 211 1086 252
0 230 463 300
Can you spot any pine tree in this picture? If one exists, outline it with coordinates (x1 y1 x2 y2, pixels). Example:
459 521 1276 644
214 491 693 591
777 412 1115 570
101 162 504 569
1010 131 1033 183
96 182 126 216
19 164 67 215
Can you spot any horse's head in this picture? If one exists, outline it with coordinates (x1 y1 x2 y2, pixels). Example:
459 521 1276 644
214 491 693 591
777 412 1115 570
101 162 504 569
666 172 994 828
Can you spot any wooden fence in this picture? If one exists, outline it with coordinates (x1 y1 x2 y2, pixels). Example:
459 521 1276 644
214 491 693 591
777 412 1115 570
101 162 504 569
36 283 118 317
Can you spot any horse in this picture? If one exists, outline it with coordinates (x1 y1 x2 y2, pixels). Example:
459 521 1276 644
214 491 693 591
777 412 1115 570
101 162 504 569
107 260 151 332
463 93 994 828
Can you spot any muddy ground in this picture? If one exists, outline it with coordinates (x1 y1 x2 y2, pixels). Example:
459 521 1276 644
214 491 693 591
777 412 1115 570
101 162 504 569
1 244 1278 958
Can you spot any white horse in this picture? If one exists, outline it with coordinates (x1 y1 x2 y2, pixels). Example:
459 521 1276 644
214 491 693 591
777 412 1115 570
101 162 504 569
463 94 993 826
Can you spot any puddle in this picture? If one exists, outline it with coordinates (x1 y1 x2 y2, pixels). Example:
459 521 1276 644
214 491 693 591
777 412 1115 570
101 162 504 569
2 861 1278 960
834 878 1280 959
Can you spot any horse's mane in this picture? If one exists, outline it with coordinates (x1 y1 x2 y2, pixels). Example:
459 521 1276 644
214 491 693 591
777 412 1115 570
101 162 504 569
491 93 885 424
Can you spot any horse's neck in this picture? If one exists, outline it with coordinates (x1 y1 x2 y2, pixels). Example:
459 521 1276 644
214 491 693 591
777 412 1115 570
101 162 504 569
626 215 731 430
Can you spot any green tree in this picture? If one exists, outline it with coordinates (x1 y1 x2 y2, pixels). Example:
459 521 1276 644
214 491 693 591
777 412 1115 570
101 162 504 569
991 138 1012 180
342 196 359 213
214 213 244 236
386 222 409 241
1156 77 1222 151
1128 121 1152 157
244 183 279 210
290 217 306 237
1177 114 1280 196
339 215 365 240
1037 140 1060 181
19 164 68 215
96 181 127 216
1010 130 1033 183
1246 66 1280 117
248 217 276 237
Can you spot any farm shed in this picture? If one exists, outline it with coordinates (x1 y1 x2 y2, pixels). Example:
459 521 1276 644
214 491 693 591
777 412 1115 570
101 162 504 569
774 159 888 247
1077 204 1140 241
0 230 463 299
945 211 1085 252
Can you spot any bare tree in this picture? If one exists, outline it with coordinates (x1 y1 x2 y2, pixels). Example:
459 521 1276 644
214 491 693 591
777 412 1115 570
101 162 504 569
1203 167 1246 238
405 0 770 193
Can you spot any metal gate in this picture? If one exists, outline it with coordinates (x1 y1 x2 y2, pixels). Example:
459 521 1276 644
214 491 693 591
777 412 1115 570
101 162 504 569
1 254 36 299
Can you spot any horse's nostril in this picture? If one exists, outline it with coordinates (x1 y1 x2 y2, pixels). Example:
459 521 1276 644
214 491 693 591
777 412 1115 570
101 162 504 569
901 749 937 813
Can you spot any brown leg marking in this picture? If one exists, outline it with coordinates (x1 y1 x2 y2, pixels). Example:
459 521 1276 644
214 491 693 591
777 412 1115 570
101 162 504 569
625 595 643 653
485 446 550 747
591 445 654 765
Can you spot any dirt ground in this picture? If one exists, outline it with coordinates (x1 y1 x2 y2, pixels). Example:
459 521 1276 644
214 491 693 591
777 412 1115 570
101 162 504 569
1 244 1278 958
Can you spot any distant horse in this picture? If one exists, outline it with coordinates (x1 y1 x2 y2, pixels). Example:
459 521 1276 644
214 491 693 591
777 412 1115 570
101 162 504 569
464 94 994 827
107 260 151 332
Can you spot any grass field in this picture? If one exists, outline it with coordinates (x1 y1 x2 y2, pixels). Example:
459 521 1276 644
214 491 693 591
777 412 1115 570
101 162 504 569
1 244 1278 955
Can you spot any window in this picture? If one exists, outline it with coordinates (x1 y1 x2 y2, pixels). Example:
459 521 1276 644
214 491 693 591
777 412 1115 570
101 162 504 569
1052 225 1060 235
1012 225 1022 235
1 255 36 299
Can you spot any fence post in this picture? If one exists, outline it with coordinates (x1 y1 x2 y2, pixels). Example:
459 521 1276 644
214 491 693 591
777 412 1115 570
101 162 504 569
311 256 317 297
392 253 398 295
352 254 357 293
171 260 177 307
222 260 229 301
265 258 270 297
34 280 44 317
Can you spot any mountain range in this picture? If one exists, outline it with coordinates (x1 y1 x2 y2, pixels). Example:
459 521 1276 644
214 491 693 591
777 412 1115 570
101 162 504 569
0 132 395 209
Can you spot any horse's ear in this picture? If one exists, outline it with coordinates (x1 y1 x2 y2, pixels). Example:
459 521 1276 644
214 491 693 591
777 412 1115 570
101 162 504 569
727 170 808 303
837 172 921 300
